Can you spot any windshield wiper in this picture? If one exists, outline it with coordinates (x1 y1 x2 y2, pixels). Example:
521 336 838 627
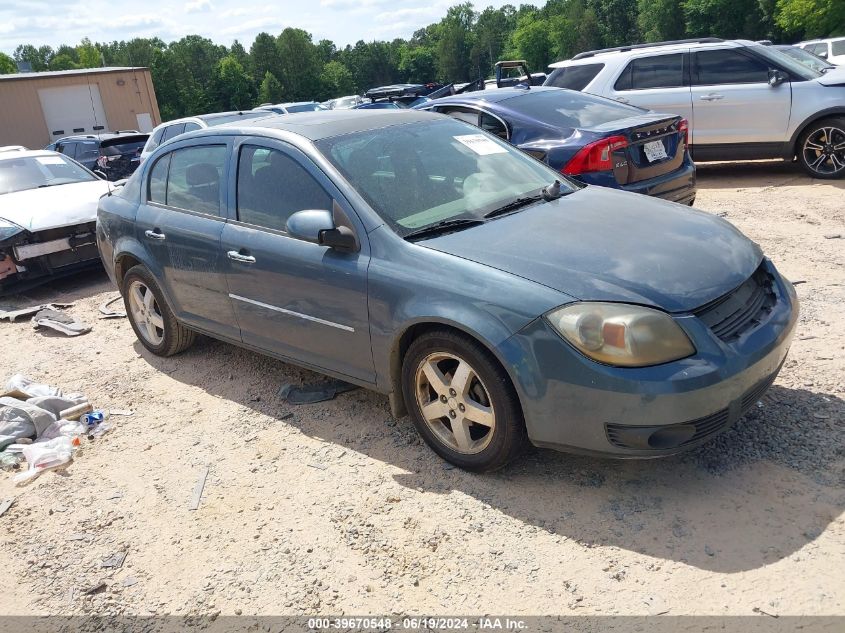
483 181 568 220
403 218 486 241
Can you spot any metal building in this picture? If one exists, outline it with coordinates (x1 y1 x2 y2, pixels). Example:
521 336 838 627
0 66 161 149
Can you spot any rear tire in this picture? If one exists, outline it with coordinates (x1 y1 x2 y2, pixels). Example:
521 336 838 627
401 329 527 472
122 265 195 357
797 117 845 179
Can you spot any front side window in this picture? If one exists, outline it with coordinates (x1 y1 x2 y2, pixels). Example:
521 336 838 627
616 54 684 90
315 118 576 237
694 50 769 85
237 145 331 232
162 145 227 215
57 142 76 158
545 64 604 91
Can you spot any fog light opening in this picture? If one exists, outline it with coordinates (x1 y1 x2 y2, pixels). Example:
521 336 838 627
647 425 696 449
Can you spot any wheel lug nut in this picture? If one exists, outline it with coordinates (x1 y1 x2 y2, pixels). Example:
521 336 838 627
449 388 456 396
458 404 465 412
440 395 447 403
449 410 456 418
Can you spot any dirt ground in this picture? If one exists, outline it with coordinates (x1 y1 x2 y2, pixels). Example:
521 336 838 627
0 160 842 619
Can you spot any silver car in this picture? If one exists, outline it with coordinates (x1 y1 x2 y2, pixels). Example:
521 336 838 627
545 38 845 178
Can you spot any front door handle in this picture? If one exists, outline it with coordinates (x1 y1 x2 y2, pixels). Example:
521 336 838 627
227 250 256 264
699 93 724 101
145 229 166 241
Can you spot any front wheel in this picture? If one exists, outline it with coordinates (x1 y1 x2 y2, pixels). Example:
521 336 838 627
401 330 527 472
797 118 845 179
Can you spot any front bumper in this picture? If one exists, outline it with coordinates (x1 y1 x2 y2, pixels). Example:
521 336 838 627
498 259 798 457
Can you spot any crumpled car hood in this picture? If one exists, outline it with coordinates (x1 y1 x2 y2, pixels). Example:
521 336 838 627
419 187 763 313
816 69 845 86
0 180 111 233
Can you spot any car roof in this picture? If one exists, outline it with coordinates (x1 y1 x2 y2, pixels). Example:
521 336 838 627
202 109 437 141
549 38 751 67
424 85 565 106
799 37 845 44
54 131 145 142
0 149 64 162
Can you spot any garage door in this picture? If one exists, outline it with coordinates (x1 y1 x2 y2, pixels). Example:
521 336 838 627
38 84 109 140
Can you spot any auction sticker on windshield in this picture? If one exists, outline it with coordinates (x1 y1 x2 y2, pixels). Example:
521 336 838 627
36 156 65 165
454 134 508 155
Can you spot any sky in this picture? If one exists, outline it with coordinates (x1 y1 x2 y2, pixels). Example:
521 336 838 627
0 0 521 56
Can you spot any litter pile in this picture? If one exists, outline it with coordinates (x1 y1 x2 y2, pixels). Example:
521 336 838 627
0 374 115 484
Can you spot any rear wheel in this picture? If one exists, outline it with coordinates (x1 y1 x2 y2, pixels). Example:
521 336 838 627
401 330 526 472
123 265 195 356
797 118 845 179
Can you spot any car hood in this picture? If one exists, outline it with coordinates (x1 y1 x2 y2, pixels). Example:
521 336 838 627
419 187 763 313
0 180 110 233
816 68 845 86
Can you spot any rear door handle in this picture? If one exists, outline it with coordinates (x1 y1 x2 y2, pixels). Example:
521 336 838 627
227 250 256 264
144 229 166 241
699 94 724 101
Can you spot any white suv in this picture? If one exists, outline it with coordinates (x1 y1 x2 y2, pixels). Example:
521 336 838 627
797 38 845 66
546 38 845 178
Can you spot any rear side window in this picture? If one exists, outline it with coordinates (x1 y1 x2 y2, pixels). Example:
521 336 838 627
480 113 508 139
148 154 170 204
438 107 479 125
694 50 769 85
832 40 845 56
615 54 684 90
145 127 165 153
77 142 99 162
164 145 227 215
161 123 186 143
236 145 331 232
183 122 202 133
545 64 604 91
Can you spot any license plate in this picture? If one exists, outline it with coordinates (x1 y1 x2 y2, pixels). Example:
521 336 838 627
643 140 668 162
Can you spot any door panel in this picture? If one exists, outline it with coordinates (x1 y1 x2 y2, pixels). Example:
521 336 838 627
221 139 374 382
135 143 239 340
690 49 791 146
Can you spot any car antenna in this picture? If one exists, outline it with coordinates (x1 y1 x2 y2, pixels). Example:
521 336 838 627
542 180 562 201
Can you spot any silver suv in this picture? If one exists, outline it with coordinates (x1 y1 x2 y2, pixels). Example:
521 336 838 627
546 38 845 178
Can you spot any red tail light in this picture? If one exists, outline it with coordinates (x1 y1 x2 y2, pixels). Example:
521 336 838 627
561 135 628 175
678 118 689 147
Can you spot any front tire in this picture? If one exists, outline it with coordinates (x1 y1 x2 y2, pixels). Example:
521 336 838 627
401 330 527 472
797 118 845 179
122 265 195 356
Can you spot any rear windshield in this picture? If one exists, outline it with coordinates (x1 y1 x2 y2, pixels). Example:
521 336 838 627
101 137 148 156
544 64 604 91
505 89 642 129
833 40 845 56
285 104 324 113
204 112 269 127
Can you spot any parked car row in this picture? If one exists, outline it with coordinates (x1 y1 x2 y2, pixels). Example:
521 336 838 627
96 110 798 470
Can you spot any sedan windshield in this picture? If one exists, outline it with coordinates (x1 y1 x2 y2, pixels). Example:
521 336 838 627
0 154 96 195
316 118 578 237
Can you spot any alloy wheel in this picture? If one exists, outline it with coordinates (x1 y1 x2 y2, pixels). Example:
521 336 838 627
414 352 496 454
128 279 165 346
802 126 845 176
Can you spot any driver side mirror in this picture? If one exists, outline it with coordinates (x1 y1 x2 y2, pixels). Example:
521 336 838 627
768 69 788 86
285 208 359 253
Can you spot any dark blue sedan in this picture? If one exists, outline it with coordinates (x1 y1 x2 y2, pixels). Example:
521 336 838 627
416 86 696 204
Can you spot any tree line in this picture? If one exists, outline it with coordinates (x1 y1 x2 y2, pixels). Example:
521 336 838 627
0 0 841 121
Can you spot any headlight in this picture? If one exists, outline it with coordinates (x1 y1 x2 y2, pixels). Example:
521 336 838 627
546 302 695 367
0 219 24 242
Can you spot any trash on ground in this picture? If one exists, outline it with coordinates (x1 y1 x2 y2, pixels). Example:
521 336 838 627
0 374 116 483
98 295 126 319
122 576 138 587
189 466 209 511
308 462 328 471
0 303 75 323
823 233 841 239
32 308 92 336
277 378 358 404
101 551 127 569
109 409 135 417
0 498 13 517
84 581 107 595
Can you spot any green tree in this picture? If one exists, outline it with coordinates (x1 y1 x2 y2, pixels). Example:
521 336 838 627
436 3 477 81
684 0 766 39
0 52 16 74
76 38 102 67
472 5 517 77
213 55 255 110
49 54 78 70
776 0 845 38
637 0 686 41
398 45 437 82
13 44 52 71
320 60 355 97
257 71 284 104
508 12 552 69
276 28 322 100
249 32 281 91
590 0 640 45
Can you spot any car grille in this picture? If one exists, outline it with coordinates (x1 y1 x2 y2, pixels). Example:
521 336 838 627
694 263 776 343
605 366 781 450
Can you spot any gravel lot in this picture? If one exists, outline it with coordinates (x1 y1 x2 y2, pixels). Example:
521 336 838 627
0 160 842 618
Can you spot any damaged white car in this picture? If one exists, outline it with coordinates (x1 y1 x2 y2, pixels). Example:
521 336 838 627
0 150 111 295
